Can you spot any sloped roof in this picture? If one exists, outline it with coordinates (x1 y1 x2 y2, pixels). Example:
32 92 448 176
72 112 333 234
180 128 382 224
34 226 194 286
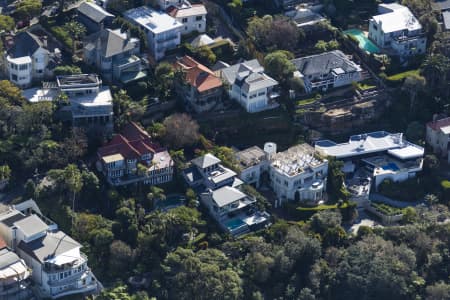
192 153 221 168
292 50 361 77
175 56 222 92
84 29 138 58
77 1 114 23
14 215 48 238
98 122 158 160
221 59 277 92
7 31 45 58
212 186 246 207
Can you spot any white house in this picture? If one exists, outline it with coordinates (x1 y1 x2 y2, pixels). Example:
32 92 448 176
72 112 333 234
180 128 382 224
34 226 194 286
167 2 207 35
220 59 280 113
124 6 183 61
235 146 269 188
183 153 242 190
5 32 61 88
200 186 270 236
368 3 426 58
0 200 99 299
315 131 424 189
426 116 450 157
292 50 363 93
269 143 328 206
0 241 31 299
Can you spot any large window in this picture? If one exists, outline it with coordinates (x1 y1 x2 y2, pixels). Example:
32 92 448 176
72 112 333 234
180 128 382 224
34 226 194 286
19 64 28 70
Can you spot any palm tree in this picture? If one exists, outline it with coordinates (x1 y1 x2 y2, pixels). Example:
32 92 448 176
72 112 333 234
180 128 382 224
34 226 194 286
63 164 83 227
421 54 450 91
402 74 426 115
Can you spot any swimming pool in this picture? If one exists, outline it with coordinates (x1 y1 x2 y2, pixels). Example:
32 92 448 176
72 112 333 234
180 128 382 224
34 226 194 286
344 29 380 54
382 163 399 172
225 218 247 231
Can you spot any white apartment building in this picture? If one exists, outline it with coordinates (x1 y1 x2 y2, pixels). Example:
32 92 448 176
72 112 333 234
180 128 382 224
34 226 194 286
0 200 99 299
368 3 426 58
315 131 424 189
426 116 450 159
220 60 280 113
5 32 61 88
124 6 183 61
269 143 328 206
167 2 207 35
292 50 363 93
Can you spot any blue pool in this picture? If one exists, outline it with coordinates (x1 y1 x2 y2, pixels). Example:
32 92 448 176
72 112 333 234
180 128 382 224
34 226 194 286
225 218 246 231
344 29 380 54
382 163 399 171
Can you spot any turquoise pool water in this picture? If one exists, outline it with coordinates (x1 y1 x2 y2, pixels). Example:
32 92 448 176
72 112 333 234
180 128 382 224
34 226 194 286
344 29 380 54
226 218 246 231
382 163 399 171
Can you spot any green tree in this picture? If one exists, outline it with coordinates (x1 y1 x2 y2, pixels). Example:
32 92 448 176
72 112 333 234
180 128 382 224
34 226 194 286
16 0 42 19
63 20 87 54
0 16 15 32
314 40 328 52
264 50 296 85
402 74 426 115
327 158 349 202
53 65 82 76
405 121 425 144
426 281 450 300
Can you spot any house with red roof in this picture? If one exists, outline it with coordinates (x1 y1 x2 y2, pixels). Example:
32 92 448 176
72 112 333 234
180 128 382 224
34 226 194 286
97 122 174 186
174 55 223 113
426 115 450 160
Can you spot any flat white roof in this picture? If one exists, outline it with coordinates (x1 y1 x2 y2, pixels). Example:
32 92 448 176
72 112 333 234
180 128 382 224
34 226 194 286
172 4 207 18
372 4 422 33
441 125 450 135
70 87 112 107
102 153 124 163
124 6 182 34
7 55 32 64
23 88 57 103
315 131 424 160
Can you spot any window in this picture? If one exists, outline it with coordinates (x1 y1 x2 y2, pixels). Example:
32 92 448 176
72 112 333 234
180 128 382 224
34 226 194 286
11 74 17 81
19 64 28 70
196 16 203 21
182 18 188 23
198 24 202 28
37 69 43 73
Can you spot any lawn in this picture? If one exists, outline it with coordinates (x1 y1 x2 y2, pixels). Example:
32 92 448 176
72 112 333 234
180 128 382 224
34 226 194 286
386 69 420 81
356 81 376 91
296 97 317 106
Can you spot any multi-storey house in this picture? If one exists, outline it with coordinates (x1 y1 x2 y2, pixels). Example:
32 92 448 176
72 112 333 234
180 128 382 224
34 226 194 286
76 1 114 34
234 146 269 188
174 55 223 113
97 122 174 186
167 2 207 35
368 3 426 59
220 59 280 113
426 116 450 159
124 6 182 61
83 28 146 84
0 200 99 299
292 50 363 93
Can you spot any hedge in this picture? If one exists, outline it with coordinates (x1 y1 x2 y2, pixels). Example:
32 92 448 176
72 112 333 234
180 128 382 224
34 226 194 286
285 201 356 221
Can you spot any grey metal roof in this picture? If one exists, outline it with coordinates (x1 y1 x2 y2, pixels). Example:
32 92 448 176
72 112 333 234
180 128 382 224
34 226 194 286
433 0 450 11
192 153 221 168
77 1 114 23
0 248 21 270
13 215 49 237
0 211 27 227
444 11 450 30
18 231 81 264
210 168 237 184
292 50 359 77
212 186 246 207
84 29 138 58
221 59 262 85
7 32 44 58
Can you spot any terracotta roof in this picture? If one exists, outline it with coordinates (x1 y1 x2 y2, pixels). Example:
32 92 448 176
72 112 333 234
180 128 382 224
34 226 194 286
427 117 450 131
175 56 222 93
98 122 158 160
0 237 7 250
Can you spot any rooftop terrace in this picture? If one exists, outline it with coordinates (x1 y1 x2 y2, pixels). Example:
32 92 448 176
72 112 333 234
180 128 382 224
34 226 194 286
271 143 325 177
315 131 424 160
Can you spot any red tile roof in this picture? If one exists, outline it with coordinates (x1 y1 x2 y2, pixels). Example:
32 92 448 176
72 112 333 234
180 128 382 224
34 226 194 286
166 6 178 17
175 56 223 93
0 237 7 250
98 122 160 161
427 117 450 131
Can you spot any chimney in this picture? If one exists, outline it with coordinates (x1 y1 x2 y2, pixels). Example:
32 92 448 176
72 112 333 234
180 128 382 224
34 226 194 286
126 29 131 40
41 35 48 48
